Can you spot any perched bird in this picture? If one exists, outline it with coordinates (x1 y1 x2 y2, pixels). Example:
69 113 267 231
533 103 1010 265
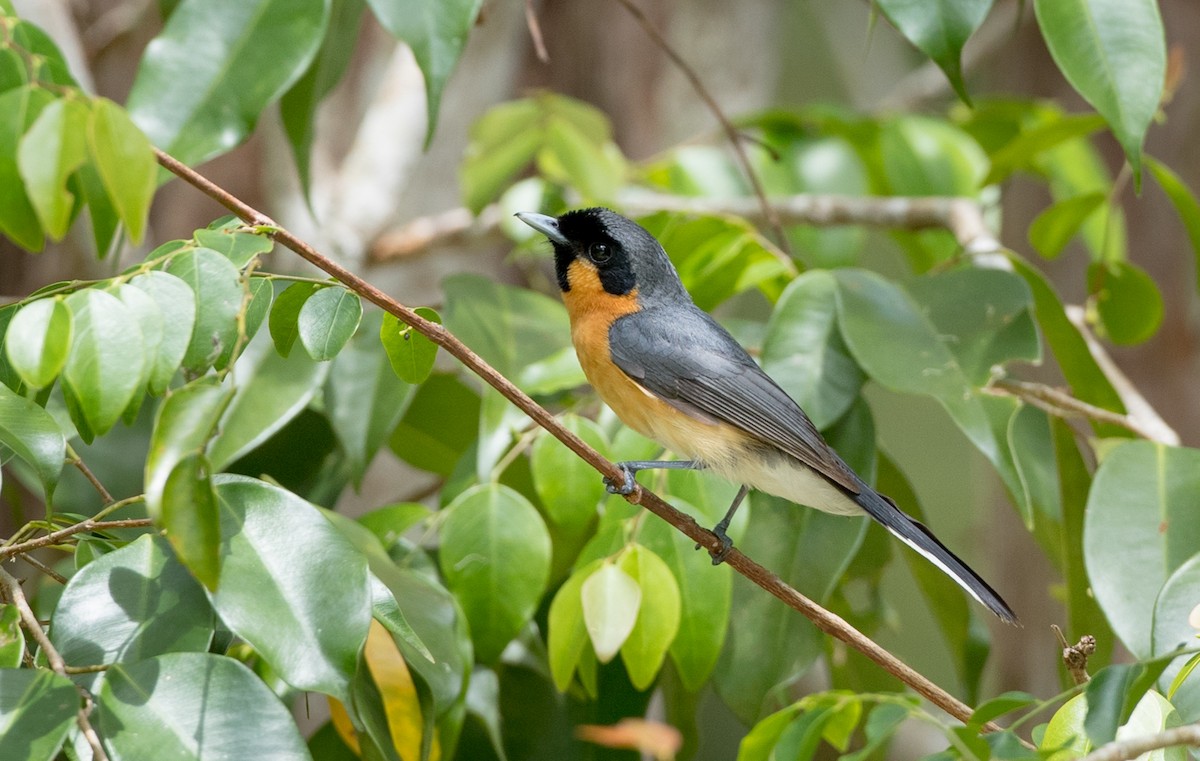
517 208 1017 624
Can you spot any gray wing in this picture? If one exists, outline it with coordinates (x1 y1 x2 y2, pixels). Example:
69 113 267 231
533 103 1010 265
609 306 860 493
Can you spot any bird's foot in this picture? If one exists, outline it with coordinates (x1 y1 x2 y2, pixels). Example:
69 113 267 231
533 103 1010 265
697 518 734 565
603 462 638 496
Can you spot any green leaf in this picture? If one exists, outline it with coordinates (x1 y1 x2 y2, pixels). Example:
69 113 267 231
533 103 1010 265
77 156 120 258
1152 554 1200 723
208 337 329 469
1033 0 1165 184
4 297 71 389
460 99 542 214
327 312 414 486
736 705 802 761
0 669 77 761
0 86 54 251
530 416 609 578
368 574 433 664
87 98 155 244
96 653 311 760
984 112 1107 186
762 271 863 429
0 383 64 498
1029 193 1106 259
876 0 994 104
50 535 214 689
538 117 624 205
380 308 440 384
438 484 551 664
879 115 988 195
193 226 273 269
1084 662 1174 746
281 0 365 199
16 97 88 240
212 475 371 701
617 544 681 690
639 510 731 692
547 559 602 692
165 248 242 373
365 0 481 143
126 0 331 166
1085 441 1200 656
61 289 145 441
269 282 319 359
1147 157 1200 294
129 271 196 394
1087 260 1163 345
160 452 221 589
389 372 480 476
0 606 22 668
442 274 571 377
581 562 641 663
297 285 362 361
971 691 1039 727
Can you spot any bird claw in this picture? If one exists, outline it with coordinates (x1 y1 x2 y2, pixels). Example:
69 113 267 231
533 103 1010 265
695 520 734 564
603 463 638 495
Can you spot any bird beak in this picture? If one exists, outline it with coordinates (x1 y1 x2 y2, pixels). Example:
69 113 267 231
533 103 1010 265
515 212 569 246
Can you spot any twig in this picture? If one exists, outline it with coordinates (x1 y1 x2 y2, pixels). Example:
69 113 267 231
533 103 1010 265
19 553 68 585
66 445 115 505
0 519 152 560
156 147 1005 733
1052 625 1094 685
524 0 549 63
610 0 794 261
0 566 109 761
1080 724 1200 761
988 379 1165 443
1063 305 1180 445
370 192 999 263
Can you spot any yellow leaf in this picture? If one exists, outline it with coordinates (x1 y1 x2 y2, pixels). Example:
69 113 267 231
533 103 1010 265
327 698 361 756
365 619 440 761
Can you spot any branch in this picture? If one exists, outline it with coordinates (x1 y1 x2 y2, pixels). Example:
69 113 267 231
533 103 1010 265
0 566 109 761
66 445 115 505
156 147 1005 732
1080 724 1200 761
0 518 152 561
370 191 999 263
988 379 1168 443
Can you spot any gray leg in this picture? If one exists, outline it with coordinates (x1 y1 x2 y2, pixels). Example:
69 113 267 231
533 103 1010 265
604 459 704 495
703 484 750 564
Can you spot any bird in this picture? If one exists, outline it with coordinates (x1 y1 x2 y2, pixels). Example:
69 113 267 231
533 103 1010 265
516 207 1018 625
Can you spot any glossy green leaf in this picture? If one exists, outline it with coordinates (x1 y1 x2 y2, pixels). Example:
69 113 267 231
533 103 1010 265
1084 441 1200 657
193 226 273 269
389 372 480 476
1087 260 1163 345
530 415 609 577
380 307 440 384
50 535 214 689
111 285 162 404
876 0 994 104
581 562 641 663
145 378 228 518
616 544 681 690
1029 193 1106 259
762 271 863 429
212 476 371 701
438 484 551 663
0 669 77 761
1147 158 1200 293
0 86 54 251
296 286 361 362
96 653 311 760
77 157 120 258
129 271 196 394
736 705 801 761
208 338 329 469
547 559 603 692
165 248 242 373
1033 0 1164 184
87 98 155 243
365 0 481 142
442 274 571 377
161 452 221 589
269 282 318 359
327 312 414 486
368 574 433 664
9 21 76 86
639 510 731 692
1084 663 1176 746
0 606 22 668
127 0 330 166
0 382 64 498
17 97 88 240
971 691 1039 727
5 297 71 389
61 289 145 441
1152 554 1200 723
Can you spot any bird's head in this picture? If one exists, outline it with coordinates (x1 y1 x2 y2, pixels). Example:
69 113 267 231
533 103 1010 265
516 208 686 305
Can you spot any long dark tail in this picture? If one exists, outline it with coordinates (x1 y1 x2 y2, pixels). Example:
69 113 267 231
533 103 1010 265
855 487 1019 625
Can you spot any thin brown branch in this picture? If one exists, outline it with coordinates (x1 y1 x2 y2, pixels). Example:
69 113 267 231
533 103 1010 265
1052 625 1094 685
19 553 69 585
66 445 114 505
370 192 999 263
1080 724 1200 761
0 518 153 560
0 566 109 761
988 378 1165 443
610 0 794 261
156 147 1006 733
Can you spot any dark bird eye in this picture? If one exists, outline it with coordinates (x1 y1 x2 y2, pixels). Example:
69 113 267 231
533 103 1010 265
588 242 611 263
